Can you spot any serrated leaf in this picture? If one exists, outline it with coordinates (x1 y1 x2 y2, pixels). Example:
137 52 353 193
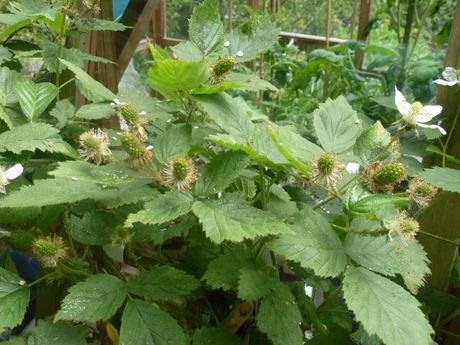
0 267 30 331
171 41 204 61
75 102 116 120
224 16 280 63
275 125 324 162
195 92 253 138
154 124 192 164
60 58 116 102
228 72 278 91
398 239 430 294
269 208 347 277
0 178 102 208
56 274 126 322
191 81 244 95
49 99 75 128
344 234 402 276
192 327 244 345
189 0 224 58
353 121 391 165
120 299 187 345
94 180 158 208
0 106 13 128
343 267 433 345
148 59 209 98
237 268 278 301
256 281 303 345
192 197 292 243
194 151 249 196
70 211 119 245
126 265 200 301
28 320 88 345
420 167 460 193
15 80 58 121
125 192 194 226
203 245 257 290
0 67 23 104
313 96 361 153
50 161 142 186
348 194 409 218
0 122 75 155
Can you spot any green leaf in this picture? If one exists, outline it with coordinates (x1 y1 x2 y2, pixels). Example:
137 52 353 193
194 92 253 138
0 178 102 208
76 18 127 32
0 19 32 43
256 281 303 345
50 161 142 186
0 106 14 128
75 102 116 120
154 124 192 164
343 267 433 345
274 125 324 162
344 234 401 276
0 267 30 331
126 266 200 301
94 181 157 208
70 211 118 245
397 239 430 294
0 67 23 104
227 72 278 91
171 41 204 61
203 245 257 290
49 99 75 128
419 167 460 193
194 151 249 196
191 81 244 95
125 192 194 226
59 59 116 102
192 327 244 345
28 320 88 345
120 299 187 345
224 16 280 63
237 268 278 301
15 80 58 121
353 121 391 165
269 208 347 277
348 194 409 218
192 196 292 243
313 96 361 153
148 59 209 98
0 122 76 155
56 274 126 322
189 0 224 58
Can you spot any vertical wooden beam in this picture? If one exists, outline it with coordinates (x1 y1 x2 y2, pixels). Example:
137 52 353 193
227 0 233 32
353 0 372 68
152 0 165 45
419 0 460 295
248 0 259 11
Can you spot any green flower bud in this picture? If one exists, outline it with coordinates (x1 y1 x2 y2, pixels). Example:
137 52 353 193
32 236 67 268
213 56 236 77
119 102 139 125
317 152 336 176
33 238 58 257
9 230 35 250
163 156 198 191
373 162 406 186
120 132 146 159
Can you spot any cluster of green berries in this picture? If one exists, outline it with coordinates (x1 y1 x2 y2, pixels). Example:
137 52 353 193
373 162 406 186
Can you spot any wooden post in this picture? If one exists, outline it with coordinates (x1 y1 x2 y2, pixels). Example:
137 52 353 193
418 0 460 294
227 0 233 32
353 0 372 68
248 0 259 11
152 0 165 45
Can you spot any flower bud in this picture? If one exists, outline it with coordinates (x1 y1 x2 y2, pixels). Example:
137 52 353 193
120 132 153 166
119 102 139 125
211 56 237 82
311 152 344 188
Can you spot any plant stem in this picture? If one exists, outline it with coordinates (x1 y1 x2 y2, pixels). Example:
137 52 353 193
26 272 56 287
442 102 460 167
55 11 67 100
419 230 460 246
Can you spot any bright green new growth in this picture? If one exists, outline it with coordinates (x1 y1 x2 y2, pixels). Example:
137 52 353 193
9 230 35 250
374 162 406 186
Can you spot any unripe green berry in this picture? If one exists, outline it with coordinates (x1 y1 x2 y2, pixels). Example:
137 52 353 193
80 132 100 151
414 184 434 197
120 132 145 159
317 152 336 176
9 230 35 250
119 103 139 125
213 56 237 78
399 218 420 234
172 157 190 181
373 162 406 186
33 238 58 257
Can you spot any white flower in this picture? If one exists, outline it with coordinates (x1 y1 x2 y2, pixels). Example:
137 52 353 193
0 164 23 194
394 87 446 135
224 41 230 47
346 162 360 174
434 67 460 87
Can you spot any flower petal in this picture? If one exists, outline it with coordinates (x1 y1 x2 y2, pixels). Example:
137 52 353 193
5 164 23 180
417 123 446 135
416 105 443 123
394 86 410 116
346 162 360 174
